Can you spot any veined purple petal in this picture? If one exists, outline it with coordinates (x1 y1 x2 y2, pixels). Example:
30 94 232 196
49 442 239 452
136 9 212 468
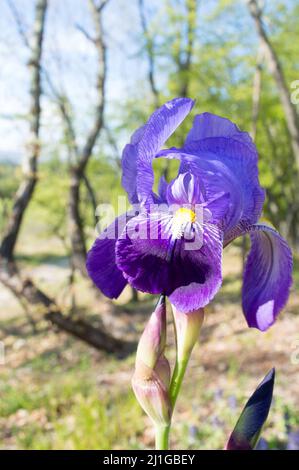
157 175 169 203
167 172 202 205
157 113 265 231
225 223 292 331
156 149 241 228
168 222 223 312
121 98 194 204
184 113 265 229
86 215 128 298
115 211 223 312
203 192 230 224
184 112 256 151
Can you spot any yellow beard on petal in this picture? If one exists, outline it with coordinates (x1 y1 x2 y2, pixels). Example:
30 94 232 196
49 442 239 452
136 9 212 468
172 207 196 239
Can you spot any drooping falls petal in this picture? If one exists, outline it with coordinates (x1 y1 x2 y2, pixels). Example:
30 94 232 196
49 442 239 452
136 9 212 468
86 215 127 298
121 98 194 204
168 221 223 312
115 211 223 313
225 223 293 331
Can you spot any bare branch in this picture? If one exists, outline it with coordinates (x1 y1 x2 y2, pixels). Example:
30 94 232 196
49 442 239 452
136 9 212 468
82 173 98 223
6 0 30 48
75 22 95 44
250 43 264 142
104 125 121 168
138 0 159 106
94 0 109 12
67 0 108 275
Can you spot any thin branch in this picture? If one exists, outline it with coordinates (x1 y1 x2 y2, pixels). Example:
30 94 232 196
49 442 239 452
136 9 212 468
138 0 159 106
6 0 30 48
75 23 95 44
82 173 98 224
104 125 121 167
250 43 264 141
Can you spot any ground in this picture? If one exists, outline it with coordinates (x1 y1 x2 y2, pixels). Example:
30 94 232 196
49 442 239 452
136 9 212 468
0 234 298 449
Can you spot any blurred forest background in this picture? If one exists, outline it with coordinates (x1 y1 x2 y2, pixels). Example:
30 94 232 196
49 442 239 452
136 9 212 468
0 0 299 450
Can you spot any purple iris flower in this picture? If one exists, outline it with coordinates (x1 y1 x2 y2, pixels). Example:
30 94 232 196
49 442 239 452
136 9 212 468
87 98 292 331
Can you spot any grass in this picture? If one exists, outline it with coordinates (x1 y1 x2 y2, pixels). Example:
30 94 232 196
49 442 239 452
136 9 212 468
0 349 143 450
1 332 297 449
0 218 298 449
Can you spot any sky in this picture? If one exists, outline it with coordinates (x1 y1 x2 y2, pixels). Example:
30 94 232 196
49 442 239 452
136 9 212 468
0 0 296 165
0 0 149 163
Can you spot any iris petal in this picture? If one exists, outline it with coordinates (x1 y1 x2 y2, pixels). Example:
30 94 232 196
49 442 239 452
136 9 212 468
86 216 128 298
225 223 293 331
184 112 256 151
157 112 265 231
115 211 223 312
184 113 265 229
167 172 202 205
156 150 241 228
121 98 194 204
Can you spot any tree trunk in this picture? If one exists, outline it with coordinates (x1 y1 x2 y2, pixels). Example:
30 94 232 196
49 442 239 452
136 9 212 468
67 0 107 278
178 0 197 98
247 0 299 170
0 266 134 355
0 0 47 261
68 168 87 274
0 0 130 354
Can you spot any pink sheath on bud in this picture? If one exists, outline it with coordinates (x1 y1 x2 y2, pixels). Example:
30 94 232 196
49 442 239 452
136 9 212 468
172 306 204 361
155 354 171 389
133 295 172 425
132 363 171 426
136 296 166 370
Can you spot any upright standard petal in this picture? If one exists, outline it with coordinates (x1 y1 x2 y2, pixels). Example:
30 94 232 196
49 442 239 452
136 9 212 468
166 172 203 206
183 113 265 231
121 98 194 204
225 223 292 331
156 149 239 228
86 216 128 298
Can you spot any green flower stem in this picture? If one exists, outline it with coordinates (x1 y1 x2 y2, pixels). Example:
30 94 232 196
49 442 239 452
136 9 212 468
155 424 170 450
153 307 203 450
169 357 189 408
154 356 190 450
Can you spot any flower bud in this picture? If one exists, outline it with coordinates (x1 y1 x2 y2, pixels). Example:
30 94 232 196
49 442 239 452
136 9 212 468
135 295 166 371
132 295 172 425
155 354 171 389
172 306 204 361
132 362 171 426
